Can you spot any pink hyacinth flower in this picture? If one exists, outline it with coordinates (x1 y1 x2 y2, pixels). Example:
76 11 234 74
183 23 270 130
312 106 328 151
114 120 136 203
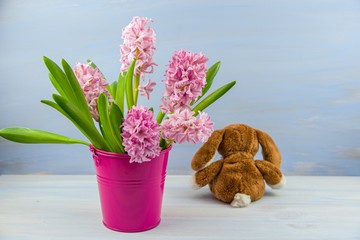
120 16 157 78
121 105 161 163
192 111 215 143
160 49 208 114
73 62 113 121
138 79 156 100
160 108 214 144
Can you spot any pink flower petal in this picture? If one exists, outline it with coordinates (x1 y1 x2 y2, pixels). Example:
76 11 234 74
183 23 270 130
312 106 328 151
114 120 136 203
120 16 157 78
73 62 113 121
121 105 161 163
160 49 208 114
138 79 156 100
160 109 214 144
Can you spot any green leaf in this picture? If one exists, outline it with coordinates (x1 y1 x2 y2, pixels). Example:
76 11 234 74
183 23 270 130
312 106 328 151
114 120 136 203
191 61 221 106
115 72 126 113
0 127 89 145
52 94 109 150
41 100 94 146
192 81 236 116
44 57 91 124
97 93 122 153
109 103 125 153
61 59 93 121
48 73 66 97
110 81 118 100
203 61 221 97
43 56 76 101
125 60 136 110
41 99 69 118
159 138 167 149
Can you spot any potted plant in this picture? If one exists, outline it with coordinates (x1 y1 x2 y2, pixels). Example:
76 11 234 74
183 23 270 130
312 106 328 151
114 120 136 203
0 16 236 232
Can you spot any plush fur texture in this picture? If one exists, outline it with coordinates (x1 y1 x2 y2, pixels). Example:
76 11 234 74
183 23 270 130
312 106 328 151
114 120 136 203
191 124 285 207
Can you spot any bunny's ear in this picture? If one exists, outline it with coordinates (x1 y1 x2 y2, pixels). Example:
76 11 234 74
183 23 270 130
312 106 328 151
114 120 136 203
191 129 224 171
256 129 282 168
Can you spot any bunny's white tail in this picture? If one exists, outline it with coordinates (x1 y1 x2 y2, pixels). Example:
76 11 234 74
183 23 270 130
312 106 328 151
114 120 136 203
230 193 251 208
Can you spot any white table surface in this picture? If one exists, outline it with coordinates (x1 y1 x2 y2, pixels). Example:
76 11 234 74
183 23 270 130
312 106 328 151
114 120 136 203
0 175 359 240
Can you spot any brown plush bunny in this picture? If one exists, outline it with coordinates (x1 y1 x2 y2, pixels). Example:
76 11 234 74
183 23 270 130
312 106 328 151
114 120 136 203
191 124 286 207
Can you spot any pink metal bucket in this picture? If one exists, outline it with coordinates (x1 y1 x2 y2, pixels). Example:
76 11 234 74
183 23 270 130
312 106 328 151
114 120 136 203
90 145 172 232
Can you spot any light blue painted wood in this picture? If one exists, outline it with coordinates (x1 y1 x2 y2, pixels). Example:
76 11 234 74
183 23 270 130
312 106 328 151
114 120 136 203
0 0 359 175
0 175 360 239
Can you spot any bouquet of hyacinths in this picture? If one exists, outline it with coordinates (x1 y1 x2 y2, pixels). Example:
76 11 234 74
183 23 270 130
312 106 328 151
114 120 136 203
0 16 236 163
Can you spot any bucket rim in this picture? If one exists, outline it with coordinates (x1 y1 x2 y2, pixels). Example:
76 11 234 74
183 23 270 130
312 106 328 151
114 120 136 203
90 144 172 158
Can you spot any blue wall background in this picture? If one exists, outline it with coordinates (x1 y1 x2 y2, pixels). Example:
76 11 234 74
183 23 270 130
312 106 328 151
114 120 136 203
0 0 359 175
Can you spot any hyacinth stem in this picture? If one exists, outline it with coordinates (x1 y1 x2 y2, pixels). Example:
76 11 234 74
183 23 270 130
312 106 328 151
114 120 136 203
159 138 173 150
133 73 140 105
164 139 173 149
156 111 165 124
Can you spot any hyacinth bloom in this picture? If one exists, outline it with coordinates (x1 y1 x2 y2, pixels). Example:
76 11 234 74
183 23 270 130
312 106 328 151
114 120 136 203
138 79 156 100
0 16 236 167
160 109 214 144
74 63 113 121
121 105 161 163
161 49 208 113
120 16 157 77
